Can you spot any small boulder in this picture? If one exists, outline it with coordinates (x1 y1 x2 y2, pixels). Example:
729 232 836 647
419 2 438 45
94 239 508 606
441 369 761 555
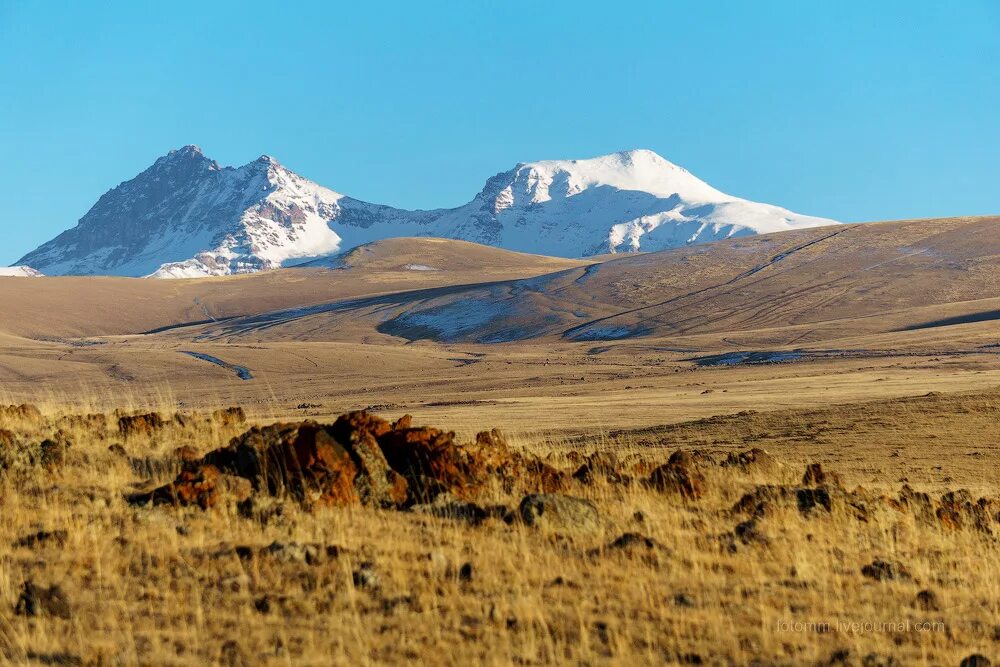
352 562 380 590
733 485 793 517
960 655 992 667
519 494 602 533
212 407 247 427
861 559 911 582
0 404 43 425
411 493 509 525
377 424 485 501
12 529 68 549
206 422 361 507
648 451 705 500
15 581 71 619
914 589 940 611
127 464 251 509
797 488 832 514
573 451 624 485
721 447 781 474
861 654 901 667
937 490 994 533
118 413 165 438
802 463 843 488
735 519 769 545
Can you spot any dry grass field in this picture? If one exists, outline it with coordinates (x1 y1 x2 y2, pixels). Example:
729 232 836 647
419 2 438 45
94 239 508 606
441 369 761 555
1 394 999 666
3 219 1000 664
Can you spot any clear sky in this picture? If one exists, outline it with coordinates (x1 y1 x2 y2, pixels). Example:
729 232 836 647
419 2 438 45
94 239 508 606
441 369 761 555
1 1 998 265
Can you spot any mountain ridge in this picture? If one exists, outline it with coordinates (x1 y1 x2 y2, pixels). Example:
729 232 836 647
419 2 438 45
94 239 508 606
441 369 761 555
16 147 838 277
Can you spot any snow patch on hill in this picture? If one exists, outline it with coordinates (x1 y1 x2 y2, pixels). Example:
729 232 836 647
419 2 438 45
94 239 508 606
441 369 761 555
0 266 43 277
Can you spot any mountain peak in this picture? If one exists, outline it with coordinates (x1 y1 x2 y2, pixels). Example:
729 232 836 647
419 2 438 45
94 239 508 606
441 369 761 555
155 144 217 172
166 144 205 159
17 145 839 277
613 148 663 161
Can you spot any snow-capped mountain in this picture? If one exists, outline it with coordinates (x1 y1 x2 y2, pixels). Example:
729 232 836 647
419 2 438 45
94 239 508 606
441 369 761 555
0 266 43 277
17 147 838 278
18 146 344 278
421 149 838 257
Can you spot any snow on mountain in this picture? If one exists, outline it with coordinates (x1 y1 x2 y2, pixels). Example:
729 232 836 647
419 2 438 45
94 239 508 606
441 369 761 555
0 266 43 277
18 147 838 278
19 146 345 278
417 149 838 257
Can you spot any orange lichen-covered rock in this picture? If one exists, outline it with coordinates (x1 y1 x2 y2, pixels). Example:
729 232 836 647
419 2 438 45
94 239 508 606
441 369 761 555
118 413 166 438
126 464 250 510
378 425 485 501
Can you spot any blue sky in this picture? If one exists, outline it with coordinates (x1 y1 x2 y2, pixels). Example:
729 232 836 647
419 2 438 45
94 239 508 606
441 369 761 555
1 1 998 265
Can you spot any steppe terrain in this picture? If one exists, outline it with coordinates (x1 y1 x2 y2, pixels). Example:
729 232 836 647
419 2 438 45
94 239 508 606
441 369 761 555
2 217 1000 665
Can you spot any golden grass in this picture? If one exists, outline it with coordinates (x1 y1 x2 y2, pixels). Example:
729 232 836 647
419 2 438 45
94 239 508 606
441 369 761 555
0 393 998 665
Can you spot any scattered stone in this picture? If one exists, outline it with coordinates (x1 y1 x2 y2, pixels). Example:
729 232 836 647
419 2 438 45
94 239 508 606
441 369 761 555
212 407 247 426
797 488 833 514
861 559 911 582
914 589 940 611
648 450 705 499
204 422 363 507
546 576 579 588
217 640 250 667
411 493 510 525
898 485 937 525
721 447 781 474
0 403 43 425
937 490 995 533
128 411 572 512
14 581 72 619
573 451 627 485
263 541 327 566
12 529 68 549
961 655 993 667
25 652 82 666
378 424 487 501
823 648 852 665
0 428 17 448
328 412 410 506
126 464 250 509
608 532 661 551
39 438 69 469
591 532 667 562
171 445 201 463
735 519 769 545
673 593 695 607
519 494 602 533
732 485 793 517
353 562 380 590
118 413 165 438
860 654 901 667
802 463 843 488
236 496 287 525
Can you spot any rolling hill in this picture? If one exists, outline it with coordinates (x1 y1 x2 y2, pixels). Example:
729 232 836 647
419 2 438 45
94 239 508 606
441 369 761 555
181 216 1000 350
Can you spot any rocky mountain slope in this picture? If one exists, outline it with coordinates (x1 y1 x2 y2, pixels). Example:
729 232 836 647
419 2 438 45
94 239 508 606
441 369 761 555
16 147 837 277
